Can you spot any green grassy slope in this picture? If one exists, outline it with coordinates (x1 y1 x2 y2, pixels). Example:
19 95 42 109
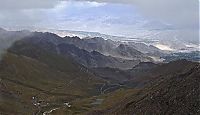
0 47 105 115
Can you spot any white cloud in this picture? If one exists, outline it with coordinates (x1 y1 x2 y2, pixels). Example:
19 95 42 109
78 0 199 29
0 0 60 10
0 0 198 43
0 0 62 27
0 0 198 28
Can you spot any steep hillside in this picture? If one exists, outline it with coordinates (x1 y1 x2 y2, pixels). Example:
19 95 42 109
92 60 200 115
0 46 105 114
124 60 198 87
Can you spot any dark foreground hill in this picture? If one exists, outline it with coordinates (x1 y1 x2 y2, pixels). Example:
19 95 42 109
89 60 200 115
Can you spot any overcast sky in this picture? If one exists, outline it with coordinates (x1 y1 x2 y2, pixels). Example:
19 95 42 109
0 0 199 43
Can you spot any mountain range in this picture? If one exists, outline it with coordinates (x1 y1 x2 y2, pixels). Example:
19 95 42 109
32 28 199 52
0 28 199 115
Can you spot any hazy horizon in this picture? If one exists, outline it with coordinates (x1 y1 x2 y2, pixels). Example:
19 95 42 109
0 0 199 43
